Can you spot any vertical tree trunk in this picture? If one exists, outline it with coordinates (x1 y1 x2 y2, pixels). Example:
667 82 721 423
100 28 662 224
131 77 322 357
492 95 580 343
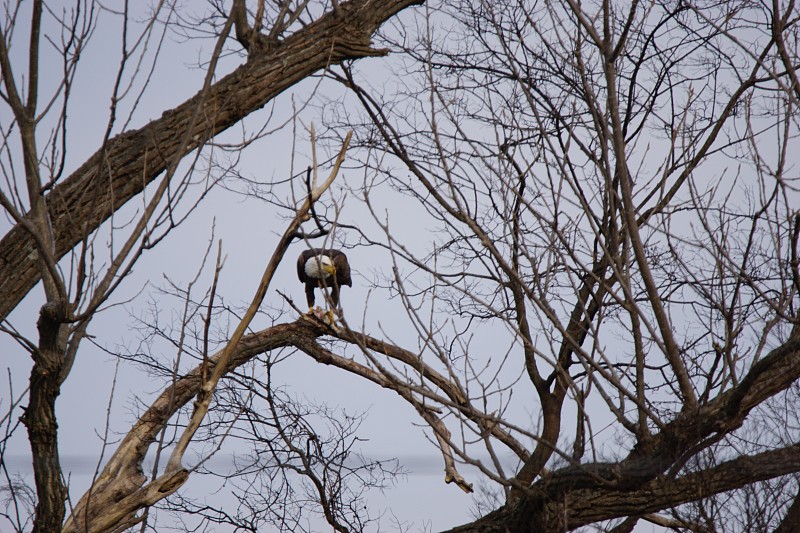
23 301 68 532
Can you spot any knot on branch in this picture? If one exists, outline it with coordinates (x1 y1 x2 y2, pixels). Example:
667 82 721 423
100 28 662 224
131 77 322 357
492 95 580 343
36 299 67 362
335 40 389 59
236 27 276 55
231 0 269 54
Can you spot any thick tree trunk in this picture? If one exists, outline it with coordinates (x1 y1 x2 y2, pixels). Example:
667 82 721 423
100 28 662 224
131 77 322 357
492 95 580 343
0 0 423 322
23 301 68 533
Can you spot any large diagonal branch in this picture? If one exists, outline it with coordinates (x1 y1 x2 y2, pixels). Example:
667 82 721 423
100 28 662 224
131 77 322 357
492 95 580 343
449 334 800 531
544 334 800 495
565 443 800 530
449 442 800 532
0 0 423 322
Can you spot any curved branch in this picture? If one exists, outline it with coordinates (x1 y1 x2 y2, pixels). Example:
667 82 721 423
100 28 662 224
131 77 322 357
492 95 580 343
453 442 800 532
62 319 327 532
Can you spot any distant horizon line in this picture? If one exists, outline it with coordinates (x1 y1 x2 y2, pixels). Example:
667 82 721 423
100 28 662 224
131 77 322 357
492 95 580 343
2 452 520 476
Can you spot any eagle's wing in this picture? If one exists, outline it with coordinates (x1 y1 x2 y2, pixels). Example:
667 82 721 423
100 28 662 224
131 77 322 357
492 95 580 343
332 250 352 287
297 249 313 283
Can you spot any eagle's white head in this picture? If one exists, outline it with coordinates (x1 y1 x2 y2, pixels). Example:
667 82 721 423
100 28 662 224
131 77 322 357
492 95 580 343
304 254 335 279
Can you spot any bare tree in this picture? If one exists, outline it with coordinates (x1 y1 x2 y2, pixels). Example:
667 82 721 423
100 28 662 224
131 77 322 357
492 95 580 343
4 0 800 532
315 0 800 530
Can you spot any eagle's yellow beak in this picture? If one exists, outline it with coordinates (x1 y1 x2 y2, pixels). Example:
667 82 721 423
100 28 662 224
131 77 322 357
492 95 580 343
323 263 336 276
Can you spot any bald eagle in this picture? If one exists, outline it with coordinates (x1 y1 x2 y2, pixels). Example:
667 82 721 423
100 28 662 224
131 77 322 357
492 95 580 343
297 248 352 311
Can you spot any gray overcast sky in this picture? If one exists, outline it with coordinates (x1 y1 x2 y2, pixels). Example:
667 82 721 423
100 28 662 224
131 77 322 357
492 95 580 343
4 2 795 532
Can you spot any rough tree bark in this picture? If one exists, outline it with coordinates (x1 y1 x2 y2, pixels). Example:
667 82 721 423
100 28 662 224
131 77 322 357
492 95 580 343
22 301 69 533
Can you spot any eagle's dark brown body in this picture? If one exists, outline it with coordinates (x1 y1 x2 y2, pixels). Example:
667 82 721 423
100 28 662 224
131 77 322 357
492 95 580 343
296 248 352 308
